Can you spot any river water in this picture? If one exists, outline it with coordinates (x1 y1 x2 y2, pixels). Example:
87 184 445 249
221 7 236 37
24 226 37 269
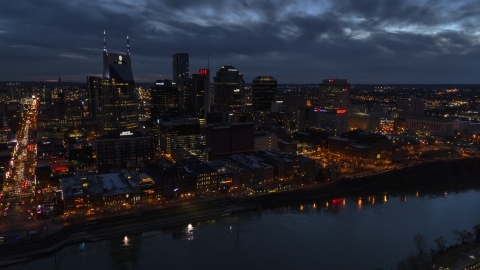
7 189 480 270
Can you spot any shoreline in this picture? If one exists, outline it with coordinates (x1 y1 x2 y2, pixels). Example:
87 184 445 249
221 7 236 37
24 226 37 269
0 201 257 267
2 157 480 266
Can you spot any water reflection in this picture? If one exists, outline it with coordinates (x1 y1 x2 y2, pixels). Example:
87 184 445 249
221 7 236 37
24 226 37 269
186 223 194 241
108 234 142 270
8 189 480 270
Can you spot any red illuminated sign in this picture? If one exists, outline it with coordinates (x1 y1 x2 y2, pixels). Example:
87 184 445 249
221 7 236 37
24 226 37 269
199 69 208 75
329 79 334 83
343 88 348 92
336 110 346 114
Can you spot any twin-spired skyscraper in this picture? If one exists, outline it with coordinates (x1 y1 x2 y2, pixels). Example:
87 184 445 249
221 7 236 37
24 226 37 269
100 30 138 134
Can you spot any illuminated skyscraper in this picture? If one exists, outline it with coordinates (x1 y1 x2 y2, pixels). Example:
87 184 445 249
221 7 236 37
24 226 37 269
151 80 180 146
252 76 277 111
100 30 138 134
314 79 350 133
190 69 210 124
173 53 190 115
318 79 349 110
151 80 180 124
213 65 244 112
86 76 101 120
172 53 189 80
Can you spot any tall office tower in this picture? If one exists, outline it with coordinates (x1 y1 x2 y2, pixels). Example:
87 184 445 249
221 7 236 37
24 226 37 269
190 69 210 124
100 31 138 134
151 79 180 145
86 76 101 120
318 79 350 110
314 79 350 133
213 65 244 112
173 53 190 115
252 76 277 111
151 80 180 124
172 53 189 80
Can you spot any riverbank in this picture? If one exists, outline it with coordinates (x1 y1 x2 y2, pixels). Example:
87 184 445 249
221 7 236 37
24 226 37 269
0 201 256 267
1 157 480 266
245 157 480 205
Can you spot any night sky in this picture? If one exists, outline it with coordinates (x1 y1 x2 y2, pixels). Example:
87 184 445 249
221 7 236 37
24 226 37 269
1 0 479 84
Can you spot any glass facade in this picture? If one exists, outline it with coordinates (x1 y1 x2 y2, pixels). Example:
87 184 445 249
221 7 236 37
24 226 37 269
252 76 277 110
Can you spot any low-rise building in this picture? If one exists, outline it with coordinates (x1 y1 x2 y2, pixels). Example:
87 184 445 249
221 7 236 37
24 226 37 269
405 116 455 137
328 130 392 160
254 150 315 180
60 170 157 212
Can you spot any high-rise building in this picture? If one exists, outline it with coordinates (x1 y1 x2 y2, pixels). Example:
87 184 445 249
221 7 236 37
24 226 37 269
172 53 189 80
314 79 350 133
313 108 349 134
151 79 180 146
151 80 180 124
158 118 201 154
86 76 101 120
318 79 349 110
100 31 138 135
252 76 277 111
213 65 244 112
191 69 210 123
172 53 190 115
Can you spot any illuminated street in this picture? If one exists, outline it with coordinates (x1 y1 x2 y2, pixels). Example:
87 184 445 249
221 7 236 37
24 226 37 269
0 96 41 236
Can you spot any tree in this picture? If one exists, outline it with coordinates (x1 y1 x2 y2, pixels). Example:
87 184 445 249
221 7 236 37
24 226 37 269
453 229 474 244
396 252 422 270
473 224 480 242
413 233 428 259
434 236 447 253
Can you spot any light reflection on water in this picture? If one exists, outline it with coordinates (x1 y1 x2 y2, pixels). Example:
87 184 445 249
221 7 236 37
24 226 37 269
7 189 480 270
185 223 194 241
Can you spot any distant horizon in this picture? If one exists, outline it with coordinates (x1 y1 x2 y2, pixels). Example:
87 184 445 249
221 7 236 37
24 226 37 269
1 1 480 84
2 80 480 86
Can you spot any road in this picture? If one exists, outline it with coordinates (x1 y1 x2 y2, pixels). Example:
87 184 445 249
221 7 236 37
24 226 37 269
0 98 42 240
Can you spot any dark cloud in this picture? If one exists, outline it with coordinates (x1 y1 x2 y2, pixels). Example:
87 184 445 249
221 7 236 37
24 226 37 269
1 0 480 83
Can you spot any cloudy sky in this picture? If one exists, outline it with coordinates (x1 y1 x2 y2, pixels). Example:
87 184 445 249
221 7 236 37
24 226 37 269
1 0 480 84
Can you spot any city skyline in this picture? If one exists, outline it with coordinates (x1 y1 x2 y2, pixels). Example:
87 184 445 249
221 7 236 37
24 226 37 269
1 0 480 83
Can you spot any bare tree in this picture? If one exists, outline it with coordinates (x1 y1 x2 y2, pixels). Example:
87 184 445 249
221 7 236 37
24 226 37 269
413 233 428 259
473 224 480 242
396 252 422 270
434 236 447 253
453 229 474 244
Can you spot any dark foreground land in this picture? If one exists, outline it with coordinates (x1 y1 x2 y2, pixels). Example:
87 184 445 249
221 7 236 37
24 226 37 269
1 157 480 267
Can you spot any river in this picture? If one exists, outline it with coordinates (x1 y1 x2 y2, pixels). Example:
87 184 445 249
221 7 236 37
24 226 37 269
6 188 480 270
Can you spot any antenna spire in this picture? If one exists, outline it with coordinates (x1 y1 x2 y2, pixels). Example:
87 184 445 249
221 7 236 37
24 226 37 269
208 53 210 70
103 28 108 55
127 33 130 57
